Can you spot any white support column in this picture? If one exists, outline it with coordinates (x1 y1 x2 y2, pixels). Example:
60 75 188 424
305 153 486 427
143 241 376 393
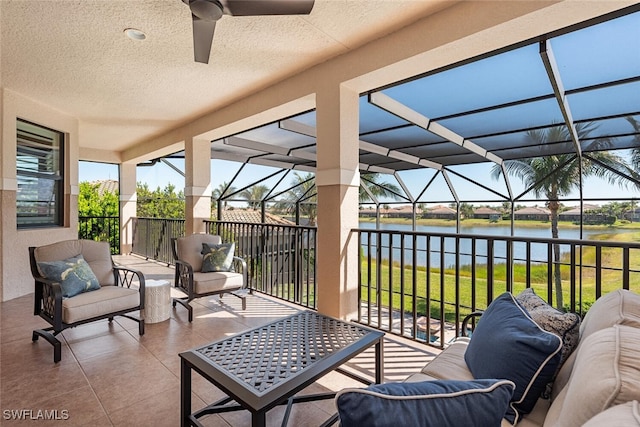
315 83 360 320
185 137 211 235
120 163 137 254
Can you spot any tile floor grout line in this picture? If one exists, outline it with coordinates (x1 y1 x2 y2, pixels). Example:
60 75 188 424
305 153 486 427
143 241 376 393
61 332 116 426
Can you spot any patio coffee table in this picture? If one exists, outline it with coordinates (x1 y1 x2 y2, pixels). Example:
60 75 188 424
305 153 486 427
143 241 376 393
180 310 384 427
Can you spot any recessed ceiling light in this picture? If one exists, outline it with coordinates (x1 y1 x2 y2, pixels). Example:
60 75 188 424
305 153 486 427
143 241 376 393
124 28 146 41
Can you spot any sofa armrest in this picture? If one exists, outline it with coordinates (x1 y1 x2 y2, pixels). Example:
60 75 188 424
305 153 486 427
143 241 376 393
34 277 64 330
174 259 194 297
232 256 248 289
461 311 484 337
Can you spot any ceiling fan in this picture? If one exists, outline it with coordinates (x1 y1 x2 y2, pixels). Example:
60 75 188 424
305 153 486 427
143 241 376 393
182 0 316 64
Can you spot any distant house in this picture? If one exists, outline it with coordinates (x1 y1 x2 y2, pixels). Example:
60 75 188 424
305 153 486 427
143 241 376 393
473 206 501 220
625 208 640 222
514 206 550 221
559 204 600 222
359 207 377 218
423 205 457 220
213 209 295 225
359 205 423 219
388 205 422 218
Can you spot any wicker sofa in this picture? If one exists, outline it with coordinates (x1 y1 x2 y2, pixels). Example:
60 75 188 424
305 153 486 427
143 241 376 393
337 289 640 426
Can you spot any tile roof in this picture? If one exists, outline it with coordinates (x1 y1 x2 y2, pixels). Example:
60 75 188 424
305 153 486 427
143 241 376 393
559 204 601 215
215 209 295 225
474 207 501 214
514 206 551 215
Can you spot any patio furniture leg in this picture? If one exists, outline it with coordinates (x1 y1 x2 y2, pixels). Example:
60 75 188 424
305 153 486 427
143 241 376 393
281 397 294 427
252 411 266 427
32 328 62 363
181 359 192 427
231 289 248 310
375 339 384 384
173 297 194 322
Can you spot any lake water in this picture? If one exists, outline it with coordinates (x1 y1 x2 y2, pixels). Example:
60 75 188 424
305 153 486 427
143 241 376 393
357 222 630 267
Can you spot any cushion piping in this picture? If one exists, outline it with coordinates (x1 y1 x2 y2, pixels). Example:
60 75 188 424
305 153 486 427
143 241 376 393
507 297 563 424
336 379 515 401
602 324 623 412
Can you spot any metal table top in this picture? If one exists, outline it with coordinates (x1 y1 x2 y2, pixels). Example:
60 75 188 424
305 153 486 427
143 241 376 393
180 310 384 411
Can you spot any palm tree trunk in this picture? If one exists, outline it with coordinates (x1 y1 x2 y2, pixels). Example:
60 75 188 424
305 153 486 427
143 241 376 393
549 200 564 310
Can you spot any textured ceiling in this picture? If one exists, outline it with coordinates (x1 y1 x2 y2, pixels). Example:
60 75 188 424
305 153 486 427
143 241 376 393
1 0 454 152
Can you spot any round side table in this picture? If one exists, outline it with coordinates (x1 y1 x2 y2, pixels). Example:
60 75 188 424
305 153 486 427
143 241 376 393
143 279 171 323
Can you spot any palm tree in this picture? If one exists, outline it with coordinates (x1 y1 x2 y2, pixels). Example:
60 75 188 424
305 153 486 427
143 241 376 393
626 116 640 172
274 173 317 225
492 122 630 309
360 173 403 202
240 185 270 210
275 172 403 225
211 181 236 209
460 202 474 220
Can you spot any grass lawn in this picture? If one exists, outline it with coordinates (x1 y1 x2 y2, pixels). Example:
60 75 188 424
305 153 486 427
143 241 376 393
360 231 640 323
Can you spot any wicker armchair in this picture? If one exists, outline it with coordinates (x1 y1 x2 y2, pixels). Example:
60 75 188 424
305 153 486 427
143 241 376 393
171 234 248 322
29 239 145 363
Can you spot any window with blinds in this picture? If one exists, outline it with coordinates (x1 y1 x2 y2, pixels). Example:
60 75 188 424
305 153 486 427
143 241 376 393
16 119 64 227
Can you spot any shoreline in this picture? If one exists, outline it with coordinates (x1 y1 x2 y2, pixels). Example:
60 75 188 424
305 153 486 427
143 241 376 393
358 217 640 231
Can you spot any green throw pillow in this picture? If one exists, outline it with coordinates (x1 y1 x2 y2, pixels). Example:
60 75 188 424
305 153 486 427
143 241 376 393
37 255 101 298
201 242 235 272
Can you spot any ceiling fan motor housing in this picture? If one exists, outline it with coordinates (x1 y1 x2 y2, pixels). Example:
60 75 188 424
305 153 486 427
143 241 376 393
187 0 223 21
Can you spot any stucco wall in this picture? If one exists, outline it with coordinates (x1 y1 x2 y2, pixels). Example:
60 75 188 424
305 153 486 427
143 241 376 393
1 89 79 301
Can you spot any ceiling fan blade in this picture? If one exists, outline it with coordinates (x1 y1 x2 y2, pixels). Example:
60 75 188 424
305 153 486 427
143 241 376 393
192 16 216 64
223 0 314 16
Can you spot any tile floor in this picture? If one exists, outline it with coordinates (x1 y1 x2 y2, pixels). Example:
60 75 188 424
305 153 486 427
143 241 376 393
0 255 439 426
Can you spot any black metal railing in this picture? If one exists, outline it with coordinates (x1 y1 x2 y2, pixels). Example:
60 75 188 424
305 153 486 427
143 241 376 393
128 217 317 309
131 217 185 264
206 220 317 309
356 228 640 349
78 216 120 254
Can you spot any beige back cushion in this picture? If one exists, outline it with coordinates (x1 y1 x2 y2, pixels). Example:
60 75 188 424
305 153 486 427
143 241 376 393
552 289 640 399
34 239 114 286
580 289 640 339
544 325 640 427
176 234 222 272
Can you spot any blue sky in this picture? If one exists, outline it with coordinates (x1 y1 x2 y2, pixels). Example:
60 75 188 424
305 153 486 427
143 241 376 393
79 151 640 209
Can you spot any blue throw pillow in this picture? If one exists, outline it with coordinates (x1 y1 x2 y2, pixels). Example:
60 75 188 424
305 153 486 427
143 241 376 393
37 255 101 298
201 242 235 272
336 379 515 427
464 292 562 424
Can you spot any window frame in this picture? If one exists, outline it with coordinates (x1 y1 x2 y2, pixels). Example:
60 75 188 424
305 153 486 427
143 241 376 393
16 118 65 228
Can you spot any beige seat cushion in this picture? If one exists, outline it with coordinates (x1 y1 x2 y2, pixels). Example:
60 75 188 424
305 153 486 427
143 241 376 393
62 286 140 324
513 398 550 427
544 325 640 427
176 234 222 272
193 271 244 295
582 401 640 426
406 338 474 382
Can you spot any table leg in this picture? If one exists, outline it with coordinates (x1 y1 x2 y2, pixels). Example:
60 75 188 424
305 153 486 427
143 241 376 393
375 339 384 384
252 411 266 427
181 359 192 427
